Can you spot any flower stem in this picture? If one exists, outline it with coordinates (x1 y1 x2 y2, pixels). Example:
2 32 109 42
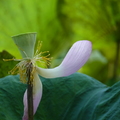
26 62 34 120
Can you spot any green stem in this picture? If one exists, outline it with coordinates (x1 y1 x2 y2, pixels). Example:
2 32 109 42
26 62 34 120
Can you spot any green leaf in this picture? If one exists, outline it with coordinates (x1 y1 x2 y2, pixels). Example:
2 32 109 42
0 73 120 120
0 50 18 78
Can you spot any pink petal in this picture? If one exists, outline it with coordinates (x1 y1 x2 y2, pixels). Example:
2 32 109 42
60 40 92 76
22 72 42 120
36 40 92 78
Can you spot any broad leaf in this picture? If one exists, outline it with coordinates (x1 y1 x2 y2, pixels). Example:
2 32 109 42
0 73 120 120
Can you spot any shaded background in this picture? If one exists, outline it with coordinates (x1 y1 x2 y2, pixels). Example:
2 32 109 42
0 0 120 85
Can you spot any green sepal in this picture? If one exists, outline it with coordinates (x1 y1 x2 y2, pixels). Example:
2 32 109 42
12 33 37 59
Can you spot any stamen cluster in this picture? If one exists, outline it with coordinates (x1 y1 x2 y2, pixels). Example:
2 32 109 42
3 41 51 83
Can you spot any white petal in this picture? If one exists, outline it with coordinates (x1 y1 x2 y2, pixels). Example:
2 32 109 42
36 40 92 78
36 65 63 78
22 72 42 120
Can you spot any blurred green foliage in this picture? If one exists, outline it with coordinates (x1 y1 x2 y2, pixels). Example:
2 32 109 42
0 0 120 85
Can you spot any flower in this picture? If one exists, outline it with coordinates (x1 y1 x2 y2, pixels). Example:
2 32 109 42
10 33 92 120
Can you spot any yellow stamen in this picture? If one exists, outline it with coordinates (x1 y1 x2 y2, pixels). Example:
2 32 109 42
4 41 51 84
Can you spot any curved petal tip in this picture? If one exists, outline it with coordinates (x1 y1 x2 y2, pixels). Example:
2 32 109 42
60 40 92 76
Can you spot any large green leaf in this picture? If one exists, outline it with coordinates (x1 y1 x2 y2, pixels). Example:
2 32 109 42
0 73 120 120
